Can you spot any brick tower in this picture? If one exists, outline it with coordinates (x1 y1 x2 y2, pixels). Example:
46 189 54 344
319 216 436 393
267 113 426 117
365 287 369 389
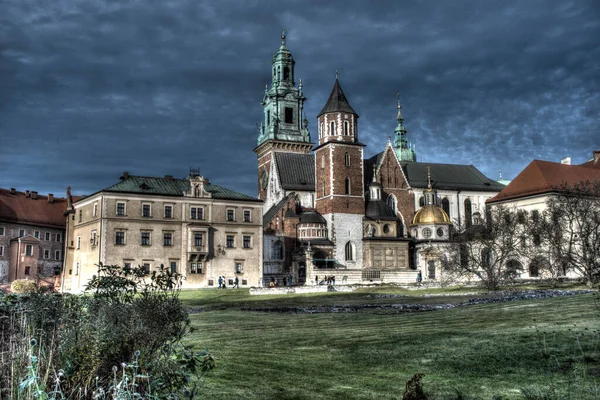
314 75 365 268
254 29 312 204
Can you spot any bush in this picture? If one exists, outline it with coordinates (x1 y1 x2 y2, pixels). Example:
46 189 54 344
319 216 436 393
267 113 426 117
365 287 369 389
0 263 214 399
10 279 37 294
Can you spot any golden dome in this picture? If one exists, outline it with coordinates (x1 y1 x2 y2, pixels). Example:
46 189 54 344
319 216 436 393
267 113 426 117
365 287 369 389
412 205 451 225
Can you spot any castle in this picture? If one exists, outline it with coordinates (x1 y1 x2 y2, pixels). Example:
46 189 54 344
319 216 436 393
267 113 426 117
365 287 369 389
255 30 505 286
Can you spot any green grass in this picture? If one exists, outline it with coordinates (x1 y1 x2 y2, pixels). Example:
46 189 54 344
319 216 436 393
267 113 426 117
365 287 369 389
181 286 600 399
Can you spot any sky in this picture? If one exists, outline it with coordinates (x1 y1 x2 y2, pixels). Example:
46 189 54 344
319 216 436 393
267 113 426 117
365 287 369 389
1 0 599 198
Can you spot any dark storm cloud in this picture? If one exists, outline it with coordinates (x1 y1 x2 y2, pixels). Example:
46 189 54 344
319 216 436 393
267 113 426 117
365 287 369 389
1 0 599 197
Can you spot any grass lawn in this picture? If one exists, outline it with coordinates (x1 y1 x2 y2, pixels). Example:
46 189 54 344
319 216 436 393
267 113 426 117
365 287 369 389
181 286 600 399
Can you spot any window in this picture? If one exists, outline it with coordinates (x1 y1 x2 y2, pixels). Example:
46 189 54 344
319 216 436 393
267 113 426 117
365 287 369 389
387 195 397 214
226 235 234 248
190 207 203 220
163 232 173 246
464 199 472 227
422 228 432 239
93 203 98 217
141 232 151 246
235 262 243 273
56 233 62 242
91 230 97 246
0 246 4 256
142 204 151 217
55 250 60 260
142 263 150 275
330 121 335 135
345 242 355 261
272 240 283 260
345 152 350 166
164 205 173 218
19 229 25 237
25 266 30 275
194 232 203 247
75 262 79 275
285 107 293 124
44 249 50 259
124 262 132 271
0 227 4 236
76 236 81 249
243 210 251 222
78 210 82 222
243 235 251 249
344 121 349 135
267 110 271 126
170 261 177 274
191 262 203 274
45 232 50 241
532 210 540 223
419 197 425 207
116 202 126 216
345 177 350 195
115 231 125 245
34 231 40 239
441 198 450 217
437 228 445 237
25 244 33 256
227 209 235 221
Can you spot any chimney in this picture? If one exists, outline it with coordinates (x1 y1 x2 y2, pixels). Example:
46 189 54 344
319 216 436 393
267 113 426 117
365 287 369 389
48 193 54 203
31 191 38 199
10 188 16 194
25 190 30 198
164 175 173 180
593 150 600 164
120 171 129 180
560 157 571 165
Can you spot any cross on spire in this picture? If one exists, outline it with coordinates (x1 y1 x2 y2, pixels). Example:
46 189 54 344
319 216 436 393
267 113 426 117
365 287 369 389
335 70 339 80
281 27 286 45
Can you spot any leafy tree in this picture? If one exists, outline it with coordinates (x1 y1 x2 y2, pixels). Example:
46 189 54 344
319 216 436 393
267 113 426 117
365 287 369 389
443 206 527 290
542 180 600 286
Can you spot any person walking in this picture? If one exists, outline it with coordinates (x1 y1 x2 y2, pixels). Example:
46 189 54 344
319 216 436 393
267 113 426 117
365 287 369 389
234 276 239 289
417 270 422 284
218 276 223 289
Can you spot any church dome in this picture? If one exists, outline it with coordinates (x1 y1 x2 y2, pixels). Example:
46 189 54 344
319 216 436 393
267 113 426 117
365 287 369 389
412 205 451 225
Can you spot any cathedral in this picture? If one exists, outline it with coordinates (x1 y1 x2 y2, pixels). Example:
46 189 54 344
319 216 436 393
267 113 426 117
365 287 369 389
255 31 505 286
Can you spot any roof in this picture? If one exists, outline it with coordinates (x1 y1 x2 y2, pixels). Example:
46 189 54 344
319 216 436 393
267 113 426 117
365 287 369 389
411 205 451 225
488 159 600 204
580 152 600 169
402 162 505 192
275 153 315 191
299 210 326 224
99 175 260 202
263 193 295 226
0 188 68 228
365 199 398 221
318 78 358 117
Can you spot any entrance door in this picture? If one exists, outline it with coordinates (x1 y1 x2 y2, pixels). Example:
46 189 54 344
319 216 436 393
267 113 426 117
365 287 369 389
298 262 306 285
428 260 436 279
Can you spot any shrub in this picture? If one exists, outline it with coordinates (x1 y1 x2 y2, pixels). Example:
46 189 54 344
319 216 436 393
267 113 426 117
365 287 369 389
11 279 37 294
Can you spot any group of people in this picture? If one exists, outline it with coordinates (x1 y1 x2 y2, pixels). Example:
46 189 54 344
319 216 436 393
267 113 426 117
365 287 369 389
217 275 239 289
315 275 336 286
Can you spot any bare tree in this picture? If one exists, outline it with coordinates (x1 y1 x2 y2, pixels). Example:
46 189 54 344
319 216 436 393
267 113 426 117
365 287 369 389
443 206 527 290
543 180 600 286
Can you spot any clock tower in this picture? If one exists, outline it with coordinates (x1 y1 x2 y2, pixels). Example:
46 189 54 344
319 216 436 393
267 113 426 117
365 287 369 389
254 29 312 202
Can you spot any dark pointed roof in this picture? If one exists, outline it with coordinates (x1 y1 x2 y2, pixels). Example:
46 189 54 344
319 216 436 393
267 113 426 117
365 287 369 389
365 199 398 221
318 78 357 117
275 153 315 191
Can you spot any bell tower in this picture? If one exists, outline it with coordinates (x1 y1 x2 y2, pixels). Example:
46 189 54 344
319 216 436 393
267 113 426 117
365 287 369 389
254 28 312 201
393 93 417 162
314 74 365 268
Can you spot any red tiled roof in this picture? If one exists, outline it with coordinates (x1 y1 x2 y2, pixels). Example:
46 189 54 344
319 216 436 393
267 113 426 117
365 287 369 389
0 188 68 228
487 160 600 204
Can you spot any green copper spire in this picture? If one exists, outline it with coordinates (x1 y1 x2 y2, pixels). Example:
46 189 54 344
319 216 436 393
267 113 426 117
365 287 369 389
257 29 311 146
393 92 416 162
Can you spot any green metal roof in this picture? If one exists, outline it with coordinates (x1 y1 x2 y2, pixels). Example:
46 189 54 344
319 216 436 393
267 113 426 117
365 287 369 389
102 175 261 202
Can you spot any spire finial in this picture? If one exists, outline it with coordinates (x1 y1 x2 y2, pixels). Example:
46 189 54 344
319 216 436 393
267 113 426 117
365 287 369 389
372 164 377 183
335 70 339 80
281 27 286 45
397 91 402 110
427 166 432 189
499 169 503 180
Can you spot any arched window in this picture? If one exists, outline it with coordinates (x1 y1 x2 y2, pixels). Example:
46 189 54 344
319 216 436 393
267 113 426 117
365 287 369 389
330 121 335 135
272 240 283 260
394 167 398 187
267 110 271 126
283 67 290 81
320 123 324 138
277 66 280 80
345 241 355 261
464 199 472 227
387 194 397 214
344 121 349 135
345 177 351 195
419 196 425 207
441 198 450 217
345 152 350 166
